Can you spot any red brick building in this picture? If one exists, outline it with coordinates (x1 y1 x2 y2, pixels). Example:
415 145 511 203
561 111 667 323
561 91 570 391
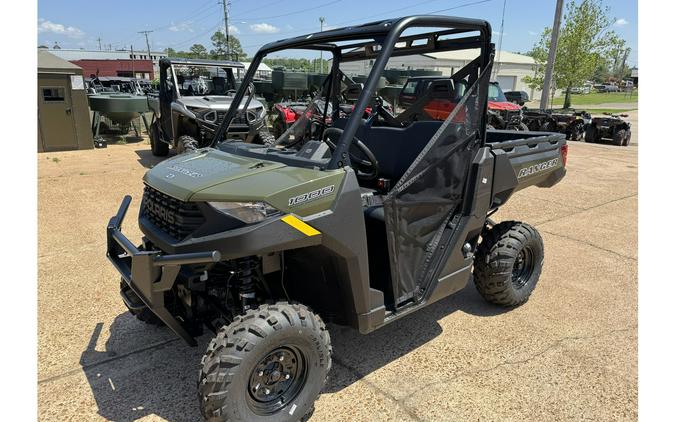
69 59 154 79
43 49 168 80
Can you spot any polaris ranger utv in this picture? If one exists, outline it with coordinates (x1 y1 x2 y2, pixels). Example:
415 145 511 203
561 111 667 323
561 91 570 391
147 58 272 157
107 16 567 421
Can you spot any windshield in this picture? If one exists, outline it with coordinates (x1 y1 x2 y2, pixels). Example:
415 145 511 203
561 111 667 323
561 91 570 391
488 83 507 102
171 65 235 96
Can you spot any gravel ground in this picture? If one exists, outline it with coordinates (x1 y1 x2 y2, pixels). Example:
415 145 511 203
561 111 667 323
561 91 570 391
37 132 637 421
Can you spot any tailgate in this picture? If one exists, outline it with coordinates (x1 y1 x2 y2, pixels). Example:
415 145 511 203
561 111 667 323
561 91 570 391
487 130 567 205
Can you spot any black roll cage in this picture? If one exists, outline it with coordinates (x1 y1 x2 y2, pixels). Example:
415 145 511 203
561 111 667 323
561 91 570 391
211 15 492 170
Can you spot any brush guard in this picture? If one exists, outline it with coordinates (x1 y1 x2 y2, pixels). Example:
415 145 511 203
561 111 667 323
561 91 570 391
106 195 221 346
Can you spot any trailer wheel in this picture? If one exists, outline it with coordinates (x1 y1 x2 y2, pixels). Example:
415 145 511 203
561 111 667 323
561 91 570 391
584 125 598 143
613 129 627 146
473 221 544 307
177 135 199 154
150 121 169 156
199 302 332 422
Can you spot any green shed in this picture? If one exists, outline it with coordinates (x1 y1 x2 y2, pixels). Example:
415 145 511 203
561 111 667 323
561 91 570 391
38 50 93 152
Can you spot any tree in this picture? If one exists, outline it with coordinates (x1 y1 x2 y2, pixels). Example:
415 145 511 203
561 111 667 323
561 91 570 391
190 43 208 59
164 47 177 57
526 0 622 108
522 28 551 93
210 31 246 61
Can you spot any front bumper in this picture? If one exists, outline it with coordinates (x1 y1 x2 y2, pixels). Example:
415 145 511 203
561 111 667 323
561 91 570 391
107 195 221 346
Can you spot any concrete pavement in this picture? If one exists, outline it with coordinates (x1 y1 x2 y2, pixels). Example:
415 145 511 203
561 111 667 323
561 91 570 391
37 136 637 421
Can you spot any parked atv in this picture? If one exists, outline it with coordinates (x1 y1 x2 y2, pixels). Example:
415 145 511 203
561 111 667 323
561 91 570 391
585 112 632 146
523 108 591 141
486 82 528 130
107 16 567 421
147 58 273 157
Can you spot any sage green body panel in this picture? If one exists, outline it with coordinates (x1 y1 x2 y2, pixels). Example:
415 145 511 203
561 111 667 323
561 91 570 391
144 148 345 216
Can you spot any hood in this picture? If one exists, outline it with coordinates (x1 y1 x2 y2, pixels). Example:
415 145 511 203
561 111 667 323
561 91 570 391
144 149 284 201
178 96 265 111
488 101 521 111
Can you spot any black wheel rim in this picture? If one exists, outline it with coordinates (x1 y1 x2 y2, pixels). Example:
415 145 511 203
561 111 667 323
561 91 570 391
246 346 308 415
512 247 535 289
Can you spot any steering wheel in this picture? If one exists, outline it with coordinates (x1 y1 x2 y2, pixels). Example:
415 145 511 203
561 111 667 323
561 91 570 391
322 127 379 180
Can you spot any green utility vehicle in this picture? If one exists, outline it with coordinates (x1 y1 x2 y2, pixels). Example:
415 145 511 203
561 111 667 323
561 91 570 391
107 16 567 421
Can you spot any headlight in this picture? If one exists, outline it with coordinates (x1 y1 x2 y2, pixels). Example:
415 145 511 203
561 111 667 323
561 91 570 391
246 106 266 124
208 201 279 224
203 110 218 123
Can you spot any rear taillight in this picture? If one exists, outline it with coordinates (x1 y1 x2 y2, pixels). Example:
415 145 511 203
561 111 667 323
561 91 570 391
561 144 569 167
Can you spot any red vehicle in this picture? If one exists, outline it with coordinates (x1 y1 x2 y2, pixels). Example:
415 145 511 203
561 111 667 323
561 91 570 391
399 77 527 130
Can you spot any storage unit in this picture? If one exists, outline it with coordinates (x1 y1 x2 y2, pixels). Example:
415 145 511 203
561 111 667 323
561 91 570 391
38 50 93 152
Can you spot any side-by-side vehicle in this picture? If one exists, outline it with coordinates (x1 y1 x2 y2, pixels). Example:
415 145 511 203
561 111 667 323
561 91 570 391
107 15 567 421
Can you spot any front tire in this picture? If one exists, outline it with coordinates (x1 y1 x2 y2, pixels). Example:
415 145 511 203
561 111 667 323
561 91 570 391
119 280 163 325
473 221 544 306
177 135 199 154
585 125 598 143
613 129 627 146
199 303 332 422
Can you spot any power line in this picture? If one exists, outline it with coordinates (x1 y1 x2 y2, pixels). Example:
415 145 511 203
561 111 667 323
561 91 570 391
241 0 495 50
229 0 341 22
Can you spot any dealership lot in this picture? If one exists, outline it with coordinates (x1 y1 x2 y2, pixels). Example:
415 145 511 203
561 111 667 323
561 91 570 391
38 136 637 421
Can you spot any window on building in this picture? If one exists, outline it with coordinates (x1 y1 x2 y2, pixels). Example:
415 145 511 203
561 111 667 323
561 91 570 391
42 87 65 102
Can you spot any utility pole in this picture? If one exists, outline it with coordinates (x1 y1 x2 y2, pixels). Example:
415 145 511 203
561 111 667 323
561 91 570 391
319 17 325 73
540 0 564 111
131 45 135 78
139 30 153 60
219 0 231 60
619 47 631 80
97 37 102 51
493 0 506 79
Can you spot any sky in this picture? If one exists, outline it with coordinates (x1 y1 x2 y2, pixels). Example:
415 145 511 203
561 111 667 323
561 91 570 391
37 0 638 66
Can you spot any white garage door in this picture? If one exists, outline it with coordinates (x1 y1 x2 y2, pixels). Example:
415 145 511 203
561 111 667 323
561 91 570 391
496 75 517 91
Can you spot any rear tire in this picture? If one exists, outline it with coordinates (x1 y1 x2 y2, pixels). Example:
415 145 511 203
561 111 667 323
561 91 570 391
473 221 544 307
150 122 169 156
613 129 627 146
623 130 632 146
517 122 529 131
198 302 331 422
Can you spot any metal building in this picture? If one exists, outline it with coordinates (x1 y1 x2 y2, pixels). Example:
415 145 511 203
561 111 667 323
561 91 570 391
38 50 93 152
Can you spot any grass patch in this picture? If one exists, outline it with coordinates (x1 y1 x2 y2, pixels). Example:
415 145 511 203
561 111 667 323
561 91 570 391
51 157 60 163
552 91 638 106
585 108 637 115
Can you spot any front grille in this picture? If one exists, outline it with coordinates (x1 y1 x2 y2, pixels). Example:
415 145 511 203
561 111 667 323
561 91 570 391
502 110 522 124
142 185 205 241
216 111 248 126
